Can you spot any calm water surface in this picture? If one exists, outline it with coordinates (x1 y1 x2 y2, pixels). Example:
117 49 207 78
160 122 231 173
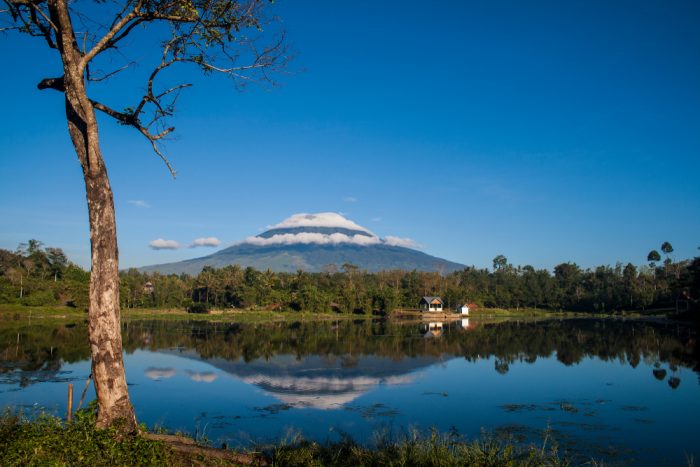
1 317 698 465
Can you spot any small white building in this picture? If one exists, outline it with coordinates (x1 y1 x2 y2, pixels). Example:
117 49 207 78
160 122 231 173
419 296 444 312
457 304 470 315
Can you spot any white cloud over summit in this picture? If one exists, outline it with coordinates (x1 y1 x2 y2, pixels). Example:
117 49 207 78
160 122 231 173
244 232 383 247
270 212 373 234
384 236 421 248
247 212 420 249
149 213 421 252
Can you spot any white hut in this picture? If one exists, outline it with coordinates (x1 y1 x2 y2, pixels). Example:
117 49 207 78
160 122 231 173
419 296 444 312
457 304 470 315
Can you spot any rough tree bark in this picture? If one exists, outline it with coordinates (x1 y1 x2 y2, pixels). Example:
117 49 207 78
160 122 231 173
46 0 136 431
5 0 286 431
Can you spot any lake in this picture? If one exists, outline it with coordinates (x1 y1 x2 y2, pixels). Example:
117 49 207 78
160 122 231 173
1 316 698 465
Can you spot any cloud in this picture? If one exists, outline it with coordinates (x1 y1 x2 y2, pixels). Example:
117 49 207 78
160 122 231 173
343 196 357 203
243 232 383 247
238 212 422 250
128 200 150 208
186 370 218 383
149 238 182 250
145 367 176 380
271 212 373 234
371 217 382 222
191 237 221 248
384 236 421 249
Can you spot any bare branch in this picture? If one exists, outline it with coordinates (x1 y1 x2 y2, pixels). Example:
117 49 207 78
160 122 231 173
28 1 55 32
79 0 143 69
8 0 289 180
90 99 176 178
87 61 136 82
3 0 57 48
145 134 177 178
89 99 133 124
155 83 191 100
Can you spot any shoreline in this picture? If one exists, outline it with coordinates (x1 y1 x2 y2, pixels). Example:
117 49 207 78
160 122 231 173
0 303 672 325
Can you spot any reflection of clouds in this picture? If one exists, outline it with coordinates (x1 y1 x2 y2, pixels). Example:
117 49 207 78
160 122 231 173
186 370 218 383
241 374 415 410
145 367 176 380
169 353 439 411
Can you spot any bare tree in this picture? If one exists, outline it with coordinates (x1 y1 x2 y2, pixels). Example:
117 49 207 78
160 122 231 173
2 0 287 431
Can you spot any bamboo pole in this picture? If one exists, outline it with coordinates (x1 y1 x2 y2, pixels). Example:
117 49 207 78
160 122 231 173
67 384 74 423
76 374 92 411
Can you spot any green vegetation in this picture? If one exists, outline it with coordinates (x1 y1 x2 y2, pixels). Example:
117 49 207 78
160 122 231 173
1 409 571 466
2 240 698 316
271 430 570 467
0 242 89 309
0 408 169 466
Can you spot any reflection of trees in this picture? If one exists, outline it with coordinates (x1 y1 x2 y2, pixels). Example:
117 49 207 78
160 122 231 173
0 323 89 386
1 318 697 388
494 359 510 374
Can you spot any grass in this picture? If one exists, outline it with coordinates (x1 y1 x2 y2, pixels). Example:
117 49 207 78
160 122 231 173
468 308 598 318
0 303 374 325
0 408 170 466
270 429 571 467
0 303 85 318
121 307 371 324
0 303 662 326
1 408 573 467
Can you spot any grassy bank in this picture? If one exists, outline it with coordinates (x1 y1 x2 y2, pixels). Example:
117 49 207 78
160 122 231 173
121 307 373 324
1 410 572 466
460 307 654 318
0 304 375 325
0 303 663 326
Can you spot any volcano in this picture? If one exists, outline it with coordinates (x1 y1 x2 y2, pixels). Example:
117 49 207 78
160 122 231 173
139 212 465 275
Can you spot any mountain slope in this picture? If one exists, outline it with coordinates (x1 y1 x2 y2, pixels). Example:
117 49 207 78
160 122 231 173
139 212 465 274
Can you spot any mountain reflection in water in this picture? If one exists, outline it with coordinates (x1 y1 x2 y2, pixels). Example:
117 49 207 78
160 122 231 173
1 317 698 465
197 354 426 409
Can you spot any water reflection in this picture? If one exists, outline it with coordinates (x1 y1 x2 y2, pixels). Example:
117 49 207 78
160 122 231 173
200 354 425 409
420 321 443 338
185 370 218 383
1 318 698 390
1 317 699 465
144 367 176 380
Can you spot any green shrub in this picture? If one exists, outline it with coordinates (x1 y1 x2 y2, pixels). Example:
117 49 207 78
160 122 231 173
20 290 58 307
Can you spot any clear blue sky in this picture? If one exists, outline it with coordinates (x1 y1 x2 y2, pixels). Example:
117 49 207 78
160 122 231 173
1 0 698 270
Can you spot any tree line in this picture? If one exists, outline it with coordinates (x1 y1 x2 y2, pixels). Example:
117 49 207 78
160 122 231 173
1 240 698 314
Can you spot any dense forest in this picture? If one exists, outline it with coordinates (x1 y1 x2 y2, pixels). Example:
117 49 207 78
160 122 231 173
0 240 698 315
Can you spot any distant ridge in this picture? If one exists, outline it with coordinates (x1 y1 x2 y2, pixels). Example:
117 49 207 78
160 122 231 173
139 212 465 275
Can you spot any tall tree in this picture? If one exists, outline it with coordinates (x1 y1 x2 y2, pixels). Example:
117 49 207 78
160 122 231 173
2 0 287 431
492 254 508 272
647 250 661 270
45 247 68 281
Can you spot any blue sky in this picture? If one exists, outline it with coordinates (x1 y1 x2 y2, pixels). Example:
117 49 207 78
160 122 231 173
1 0 699 270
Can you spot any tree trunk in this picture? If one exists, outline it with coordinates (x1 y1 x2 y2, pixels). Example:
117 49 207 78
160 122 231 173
48 0 136 432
